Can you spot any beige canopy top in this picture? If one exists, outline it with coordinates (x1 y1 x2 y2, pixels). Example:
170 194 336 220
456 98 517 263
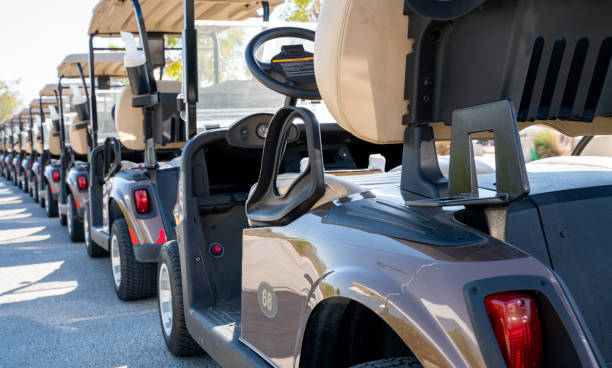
57 53 127 78
88 0 281 36
29 97 59 110
39 83 86 97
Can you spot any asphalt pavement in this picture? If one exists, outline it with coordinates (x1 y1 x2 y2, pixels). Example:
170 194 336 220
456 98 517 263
0 179 219 368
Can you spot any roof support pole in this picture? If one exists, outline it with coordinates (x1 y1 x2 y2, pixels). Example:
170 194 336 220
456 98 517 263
183 0 198 139
88 33 99 147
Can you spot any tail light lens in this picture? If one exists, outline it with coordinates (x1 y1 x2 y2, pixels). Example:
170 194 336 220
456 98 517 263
52 170 60 182
134 189 150 214
77 175 87 190
485 292 542 368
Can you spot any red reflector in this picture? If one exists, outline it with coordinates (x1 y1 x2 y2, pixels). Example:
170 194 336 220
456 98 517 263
128 227 138 245
52 170 60 182
133 189 150 213
210 242 224 257
485 292 542 368
27 162 31 169
77 175 87 190
156 229 167 244
74 196 80 209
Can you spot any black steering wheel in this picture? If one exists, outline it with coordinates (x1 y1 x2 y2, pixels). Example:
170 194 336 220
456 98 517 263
245 27 320 100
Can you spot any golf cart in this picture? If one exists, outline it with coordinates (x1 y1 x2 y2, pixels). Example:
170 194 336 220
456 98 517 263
83 0 283 302
0 120 7 178
2 117 17 182
156 0 612 367
56 52 126 241
29 96 56 204
39 83 76 218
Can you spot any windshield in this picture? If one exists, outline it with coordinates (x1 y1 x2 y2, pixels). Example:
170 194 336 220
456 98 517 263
195 21 333 131
96 88 122 143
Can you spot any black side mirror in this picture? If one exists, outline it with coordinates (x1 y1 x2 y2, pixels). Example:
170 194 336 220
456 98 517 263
246 106 325 227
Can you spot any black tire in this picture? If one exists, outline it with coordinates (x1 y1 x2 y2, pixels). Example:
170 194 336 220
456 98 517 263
33 180 39 203
67 193 84 242
351 357 422 368
59 195 67 226
84 203 108 257
39 182 46 208
110 219 157 301
45 183 58 217
158 242 204 357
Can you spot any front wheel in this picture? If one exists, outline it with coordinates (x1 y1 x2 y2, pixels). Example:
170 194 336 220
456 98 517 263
158 242 204 356
67 193 84 242
45 183 58 217
110 219 156 301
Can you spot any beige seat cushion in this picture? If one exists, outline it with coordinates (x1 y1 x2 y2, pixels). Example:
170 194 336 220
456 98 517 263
48 128 62 156
70 118 90 155
115 80 182 151
24 135 32 154
35 130 44 154
315 0 410 144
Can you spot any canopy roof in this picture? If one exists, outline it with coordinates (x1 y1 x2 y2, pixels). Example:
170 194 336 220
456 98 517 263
88 0 281 36
30 97 59 109
57 53 127 78
39 83 87 97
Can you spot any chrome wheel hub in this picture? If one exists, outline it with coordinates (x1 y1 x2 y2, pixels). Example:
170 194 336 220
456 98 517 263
159 263 173 337
111 234 121 288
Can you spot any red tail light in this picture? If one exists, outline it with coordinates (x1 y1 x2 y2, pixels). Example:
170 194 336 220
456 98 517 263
134 189 150 214
52 170 60 182
485 292 542 368
77 175 87 190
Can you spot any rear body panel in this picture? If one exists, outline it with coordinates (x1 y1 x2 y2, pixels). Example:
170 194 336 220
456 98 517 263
94 166 177 261
240 177 601 367
43 161 61 201
481 169 612 365
66 163 89 218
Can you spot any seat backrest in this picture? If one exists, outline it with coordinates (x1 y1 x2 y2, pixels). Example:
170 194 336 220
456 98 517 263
35 129 43 154
48 127 62 156
115 80 182 151
315 0 612 143
70 117 90 155
315 0 410 144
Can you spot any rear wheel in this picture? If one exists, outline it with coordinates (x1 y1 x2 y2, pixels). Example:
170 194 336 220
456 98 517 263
45 183 58 217
84 203 107 257
67 193 84 242
158 242 204 356
110 219 156 301
59 194 67 226
33 180 39 203
351 357 422 368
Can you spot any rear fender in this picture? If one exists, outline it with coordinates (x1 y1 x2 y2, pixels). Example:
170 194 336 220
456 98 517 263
107 175 167 245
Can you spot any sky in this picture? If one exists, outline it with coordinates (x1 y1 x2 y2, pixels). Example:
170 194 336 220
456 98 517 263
0 0 288 108
0 0 100 106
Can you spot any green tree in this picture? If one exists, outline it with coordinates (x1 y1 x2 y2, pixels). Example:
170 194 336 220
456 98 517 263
281 0 323 22
0 80 21 120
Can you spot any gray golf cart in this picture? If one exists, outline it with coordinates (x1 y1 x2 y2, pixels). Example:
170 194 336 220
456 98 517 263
156 0 612 367
39 83 77 218
83 0 285 302
56 52 126 241
29 97 57 204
